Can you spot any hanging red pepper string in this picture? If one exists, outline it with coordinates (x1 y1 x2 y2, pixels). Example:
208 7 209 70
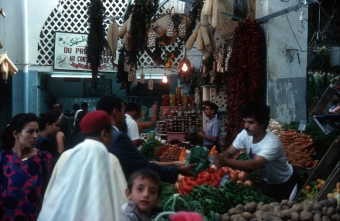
222 19 266 148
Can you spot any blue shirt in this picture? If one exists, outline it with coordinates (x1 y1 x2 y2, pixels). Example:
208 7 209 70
203 117 221 146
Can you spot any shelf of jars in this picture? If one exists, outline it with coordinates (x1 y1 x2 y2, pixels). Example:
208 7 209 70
158 105 203 142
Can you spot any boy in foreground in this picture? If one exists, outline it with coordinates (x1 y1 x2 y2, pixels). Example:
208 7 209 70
123 169 162 221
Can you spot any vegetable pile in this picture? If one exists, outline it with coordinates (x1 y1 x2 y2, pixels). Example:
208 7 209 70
165 181 273 218
177 167 228 195
159 145 183 161
140 135 162 160
298 179 328 202
185 146 211 177
279 130 318 168
219 197 340 221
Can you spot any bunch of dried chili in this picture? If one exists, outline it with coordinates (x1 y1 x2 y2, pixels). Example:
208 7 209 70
223 19 266 148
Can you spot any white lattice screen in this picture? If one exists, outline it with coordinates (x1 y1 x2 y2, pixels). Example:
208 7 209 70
37 0 185 68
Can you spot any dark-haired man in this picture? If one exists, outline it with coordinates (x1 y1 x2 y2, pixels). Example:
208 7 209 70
125 103 144 147
213 100 303 201
53 103 72 149
198 102 221 152
96 96 195 184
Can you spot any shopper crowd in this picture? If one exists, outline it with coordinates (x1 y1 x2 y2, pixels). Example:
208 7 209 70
0 97 300 220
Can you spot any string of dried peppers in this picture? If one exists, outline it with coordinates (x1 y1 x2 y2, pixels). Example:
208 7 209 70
223 19 266 147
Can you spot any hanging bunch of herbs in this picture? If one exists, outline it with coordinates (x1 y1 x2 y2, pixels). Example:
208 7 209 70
177 67 202 94
86 0 108 86
186 0 204 40
128 0 159 67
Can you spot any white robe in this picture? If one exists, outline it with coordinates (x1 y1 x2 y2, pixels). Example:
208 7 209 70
38 139 127 221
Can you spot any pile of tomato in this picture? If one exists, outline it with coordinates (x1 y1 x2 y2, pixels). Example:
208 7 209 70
177 167 229 196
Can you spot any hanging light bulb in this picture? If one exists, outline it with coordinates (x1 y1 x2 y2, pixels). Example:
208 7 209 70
297 11 305 33
182 63 188 72
179 49 191 74
162 73 168 83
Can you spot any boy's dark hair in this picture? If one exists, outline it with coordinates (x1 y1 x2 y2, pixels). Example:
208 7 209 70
125 103 141 114
127 169 162 197
82 123 112 137
1 113 39 149
206 102 219 114
38 112 59 130
96 96 126 115
240 100 270 129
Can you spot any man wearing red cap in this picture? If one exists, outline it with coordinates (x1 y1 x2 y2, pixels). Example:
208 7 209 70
96 96 196 184
38 110 126 221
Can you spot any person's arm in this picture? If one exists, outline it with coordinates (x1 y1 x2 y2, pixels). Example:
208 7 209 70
131 139 145 147
110 131 193 183
197 131 217 143
213 145 267 172
198 119 220 143
137 103 158 132
56 131 65 153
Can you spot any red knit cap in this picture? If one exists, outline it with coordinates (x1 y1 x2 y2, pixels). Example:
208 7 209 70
80 110 111 134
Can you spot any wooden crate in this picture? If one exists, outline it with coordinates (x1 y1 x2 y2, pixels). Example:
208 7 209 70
310 86 340 116
315 164 340 201
295 136 340 199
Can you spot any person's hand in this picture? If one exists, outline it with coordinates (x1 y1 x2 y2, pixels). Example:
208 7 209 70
178 163 197 177
56 131 65 142
152 102 158 112
213 154 226 169
197 131 205 138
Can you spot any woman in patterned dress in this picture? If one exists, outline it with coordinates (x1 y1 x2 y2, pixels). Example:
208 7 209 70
0 113 52 221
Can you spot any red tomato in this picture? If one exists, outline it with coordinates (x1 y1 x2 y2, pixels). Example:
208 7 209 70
221 167 229 175
208 168 216 173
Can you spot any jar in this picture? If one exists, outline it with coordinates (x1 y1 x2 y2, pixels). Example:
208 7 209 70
169 93 176 106
182 93 188 106
162 94 169 106
176 94 182 106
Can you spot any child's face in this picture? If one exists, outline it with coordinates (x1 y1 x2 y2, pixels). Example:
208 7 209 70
126 177 160 214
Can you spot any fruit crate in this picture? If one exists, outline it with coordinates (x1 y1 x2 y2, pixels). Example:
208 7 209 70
315 164 340 201
295 136 340 200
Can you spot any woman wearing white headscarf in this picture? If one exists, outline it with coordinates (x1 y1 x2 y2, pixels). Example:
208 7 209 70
38 110 127 221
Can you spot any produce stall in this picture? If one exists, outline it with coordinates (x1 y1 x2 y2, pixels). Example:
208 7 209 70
139 129 340 221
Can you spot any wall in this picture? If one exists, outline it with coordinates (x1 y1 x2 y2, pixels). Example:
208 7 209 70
256 0 308 124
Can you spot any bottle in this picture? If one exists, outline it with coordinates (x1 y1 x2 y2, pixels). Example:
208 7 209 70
162 94 169 106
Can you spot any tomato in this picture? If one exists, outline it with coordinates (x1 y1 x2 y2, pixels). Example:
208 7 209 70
229 170 239 180
208 168 216 173
220 167 229 174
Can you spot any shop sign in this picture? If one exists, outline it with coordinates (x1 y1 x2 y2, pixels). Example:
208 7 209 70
53 31 115 72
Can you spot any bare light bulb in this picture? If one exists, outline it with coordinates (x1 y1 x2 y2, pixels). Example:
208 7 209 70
162 73 168 83
182 63 188 72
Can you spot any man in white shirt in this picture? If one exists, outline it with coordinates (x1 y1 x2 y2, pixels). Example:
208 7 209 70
125 103 145 147
213 100 303 201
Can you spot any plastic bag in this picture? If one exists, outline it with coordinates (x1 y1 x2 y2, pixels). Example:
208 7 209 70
185 145 210 178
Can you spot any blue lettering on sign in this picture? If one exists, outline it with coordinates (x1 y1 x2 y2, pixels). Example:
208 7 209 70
69 36 87 46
